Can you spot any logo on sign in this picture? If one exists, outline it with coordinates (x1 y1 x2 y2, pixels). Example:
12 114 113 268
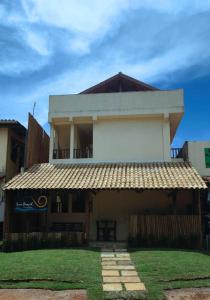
15 195 48 212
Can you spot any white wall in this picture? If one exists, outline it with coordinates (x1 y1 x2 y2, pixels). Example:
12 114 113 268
49 90 184 119
93 117 170 162
187 141 210 176
0 128 8 174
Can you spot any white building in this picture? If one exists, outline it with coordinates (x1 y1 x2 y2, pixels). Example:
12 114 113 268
4 73 206 249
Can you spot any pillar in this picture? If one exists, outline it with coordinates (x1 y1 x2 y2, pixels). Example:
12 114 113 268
70 122 74 159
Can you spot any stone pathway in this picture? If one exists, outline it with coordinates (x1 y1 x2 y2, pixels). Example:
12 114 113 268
101 249 146 296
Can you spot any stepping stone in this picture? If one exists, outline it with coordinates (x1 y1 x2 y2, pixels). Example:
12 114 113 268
101 253 115 258
102 270 120 277
102 257 130 261
103 265 135 270
115 253 130 258
102 261 117 266
115 249 127 252
121 270 138 276
120 276 140 283
125 282 146 291
103 277 121 283
103 283 122 292
118 260 133 265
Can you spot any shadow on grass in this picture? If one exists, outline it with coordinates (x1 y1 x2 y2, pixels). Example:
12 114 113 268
128 247 210 256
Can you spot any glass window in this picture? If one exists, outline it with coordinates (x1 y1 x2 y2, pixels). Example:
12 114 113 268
51 191 69 213
72 191 86 213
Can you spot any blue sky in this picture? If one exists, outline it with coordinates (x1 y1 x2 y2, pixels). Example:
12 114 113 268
0 0 210 147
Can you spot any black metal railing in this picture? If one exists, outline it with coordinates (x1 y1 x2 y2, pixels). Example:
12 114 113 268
53 148 70 159
73 148 93 159
170 148 185 159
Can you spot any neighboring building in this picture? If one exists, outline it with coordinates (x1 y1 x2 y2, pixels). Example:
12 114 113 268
0 120 26 238
3 73 207 250
182 141 210 237
0 116 50 240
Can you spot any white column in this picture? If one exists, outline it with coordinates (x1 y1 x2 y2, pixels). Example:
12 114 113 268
49 123 54 162
162 113 171 161
70 122 74 159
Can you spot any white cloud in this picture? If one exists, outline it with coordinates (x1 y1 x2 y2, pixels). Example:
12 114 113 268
21 0 129 33
23 29 50 56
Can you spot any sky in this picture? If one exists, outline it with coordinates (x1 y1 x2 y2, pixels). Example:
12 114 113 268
0 0 210 147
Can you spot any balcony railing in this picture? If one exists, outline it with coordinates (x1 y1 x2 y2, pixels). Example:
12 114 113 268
170 148 185 159
53 148 70 159
74 148 93 159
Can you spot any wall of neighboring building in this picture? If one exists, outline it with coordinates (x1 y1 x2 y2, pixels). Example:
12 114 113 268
0 128 8 174
185 141 210 176
0 129 8 229
5 128 25 182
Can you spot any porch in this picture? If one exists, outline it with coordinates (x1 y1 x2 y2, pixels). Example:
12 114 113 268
3 162 206 251
3 188 203 250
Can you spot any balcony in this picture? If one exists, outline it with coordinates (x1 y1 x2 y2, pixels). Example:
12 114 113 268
53 148 93 159
53 149 70 159
170 148 186 160
73 148 93 159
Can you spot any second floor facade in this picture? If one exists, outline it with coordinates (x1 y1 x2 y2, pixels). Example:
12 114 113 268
48 73 184 164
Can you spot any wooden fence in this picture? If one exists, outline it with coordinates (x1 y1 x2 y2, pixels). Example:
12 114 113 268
129 215 201 248
3 231 86 251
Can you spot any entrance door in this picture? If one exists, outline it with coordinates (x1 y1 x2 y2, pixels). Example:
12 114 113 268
96 220 116 241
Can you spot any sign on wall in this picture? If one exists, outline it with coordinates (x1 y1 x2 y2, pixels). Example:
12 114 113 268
204 148 210 168
15 195 48 212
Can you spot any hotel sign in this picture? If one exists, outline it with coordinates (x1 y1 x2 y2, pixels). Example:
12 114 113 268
15 195 48 212
204 148 210 168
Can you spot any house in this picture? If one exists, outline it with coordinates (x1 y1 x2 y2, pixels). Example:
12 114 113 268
0 115 50 241
0 120 26 238
3 73 207 250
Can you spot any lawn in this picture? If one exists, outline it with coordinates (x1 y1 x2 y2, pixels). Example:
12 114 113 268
0 248 210 300
131 249 210 300
0 248 102 300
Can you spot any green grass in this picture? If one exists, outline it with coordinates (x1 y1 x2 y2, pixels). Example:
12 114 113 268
131 249 210 300
0 248 210 300
0 248 102 300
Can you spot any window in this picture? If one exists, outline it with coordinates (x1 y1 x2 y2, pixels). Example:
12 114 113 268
72 191 86 213
51 191 69 213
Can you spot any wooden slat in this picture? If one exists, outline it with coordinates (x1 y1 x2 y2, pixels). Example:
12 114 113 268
129 215 201 247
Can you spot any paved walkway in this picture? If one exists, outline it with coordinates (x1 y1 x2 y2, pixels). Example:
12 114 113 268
101 249 146 294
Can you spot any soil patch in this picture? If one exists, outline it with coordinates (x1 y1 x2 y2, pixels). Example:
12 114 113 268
0 289 87 300
165 287 210 300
